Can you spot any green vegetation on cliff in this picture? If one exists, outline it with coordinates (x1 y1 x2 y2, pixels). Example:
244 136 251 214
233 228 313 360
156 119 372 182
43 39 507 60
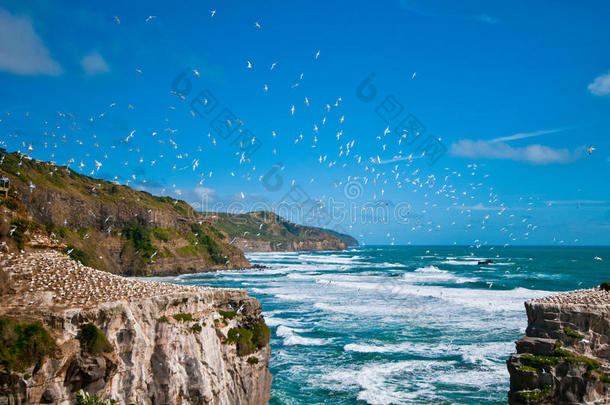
208 211 357 246
226 319 270 356
0 151 249 275
0 318 58 372
78 323 113 355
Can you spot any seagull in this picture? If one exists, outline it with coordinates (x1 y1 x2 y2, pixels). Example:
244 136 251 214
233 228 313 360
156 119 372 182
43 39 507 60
315 50 320 60
114 16 121 24
192 69 200 77
145 15 156 22
270 62 277 70
588 145 595 155
594 256 603 261
247 61 253 69
254 21 261 29
210 10 216 17
411 72 416 79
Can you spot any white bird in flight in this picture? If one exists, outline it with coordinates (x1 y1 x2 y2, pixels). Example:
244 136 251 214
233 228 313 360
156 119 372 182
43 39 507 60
145 15 156 22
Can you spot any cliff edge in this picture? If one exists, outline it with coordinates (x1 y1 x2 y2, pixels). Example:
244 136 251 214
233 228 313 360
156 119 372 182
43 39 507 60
0 250 272 404
507 288 610 404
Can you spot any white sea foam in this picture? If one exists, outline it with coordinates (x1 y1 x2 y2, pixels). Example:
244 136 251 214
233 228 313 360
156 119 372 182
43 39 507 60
276 325 331 346
440 260 480 266
401 265 475 284
320 360 448 405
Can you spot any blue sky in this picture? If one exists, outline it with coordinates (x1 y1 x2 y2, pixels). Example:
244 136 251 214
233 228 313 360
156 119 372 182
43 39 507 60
0 0 609 245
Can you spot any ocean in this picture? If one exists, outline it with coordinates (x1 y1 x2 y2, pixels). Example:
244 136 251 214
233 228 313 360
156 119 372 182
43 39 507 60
169 246 610 404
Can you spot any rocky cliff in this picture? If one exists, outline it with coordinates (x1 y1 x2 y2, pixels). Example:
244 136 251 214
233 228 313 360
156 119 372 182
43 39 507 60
0 151 250 275
231 237 346 252
507 288 610 404
0 250 272 404
207 211 355 252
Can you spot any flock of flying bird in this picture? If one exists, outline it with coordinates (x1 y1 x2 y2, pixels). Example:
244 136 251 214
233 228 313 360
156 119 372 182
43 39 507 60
0 9 602 256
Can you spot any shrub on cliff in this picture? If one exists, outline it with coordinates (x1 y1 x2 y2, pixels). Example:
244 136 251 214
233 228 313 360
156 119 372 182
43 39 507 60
0 318 58 372
122 225 156 260
64 245 89 266
226 320 270 356
173 313 194 322
9 218 34 249
78 323 113 355
75 389 118 405
600 282 610 291
190 223 227 265
0 269 10 295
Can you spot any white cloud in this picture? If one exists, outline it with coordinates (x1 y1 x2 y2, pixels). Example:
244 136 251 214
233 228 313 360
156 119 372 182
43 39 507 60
0 8 62 76
450 139 583 165
588 71 610 96
490 128 567 143
193 187 217 201
545 200 609 205
81 51 110 75
449 203 503 211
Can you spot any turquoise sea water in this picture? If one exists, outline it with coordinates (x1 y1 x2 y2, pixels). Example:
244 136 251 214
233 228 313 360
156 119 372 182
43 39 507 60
169 246 610 404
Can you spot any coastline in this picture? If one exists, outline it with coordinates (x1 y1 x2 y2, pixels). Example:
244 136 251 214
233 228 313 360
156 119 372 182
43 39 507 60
0 249 272 404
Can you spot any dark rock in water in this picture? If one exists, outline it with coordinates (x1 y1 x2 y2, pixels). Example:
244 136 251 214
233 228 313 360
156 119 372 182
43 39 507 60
250 264 268 269
478 259 494 265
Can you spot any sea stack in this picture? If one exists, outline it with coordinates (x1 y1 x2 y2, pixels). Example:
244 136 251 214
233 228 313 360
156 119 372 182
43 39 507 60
507 288 610 404
0 249 272 404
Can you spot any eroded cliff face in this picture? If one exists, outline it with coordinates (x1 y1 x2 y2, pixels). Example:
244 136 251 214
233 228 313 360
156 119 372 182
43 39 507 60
232 237 346 252
0 152 251 276
507 289 610 404
0 251 272 405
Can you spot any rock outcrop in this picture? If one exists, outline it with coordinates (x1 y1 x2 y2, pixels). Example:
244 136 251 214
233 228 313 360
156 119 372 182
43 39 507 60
231 237 346 252
507 288 610 404
0 151 251 276
207 211 355 252
0 250 272 404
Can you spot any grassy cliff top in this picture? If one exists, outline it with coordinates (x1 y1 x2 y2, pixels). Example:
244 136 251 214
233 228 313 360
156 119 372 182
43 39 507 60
0 152 194 217
205 211 358 245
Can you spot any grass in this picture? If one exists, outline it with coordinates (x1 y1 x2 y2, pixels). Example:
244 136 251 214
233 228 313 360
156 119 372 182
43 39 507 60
226 320 270 356
564 326 585 340
247 356 259 365
64 245 89 266
0 152 193 216
152 228 177 242
10 218 39 249
218 310 237 320
190 223 226 264
191 324 202 333
78 323 113 355
158 316 169 323
518 365 539 373
172 313 194 322
520 341 610 384
176 245 198 257
122 225 157 260
515 385 552 402
0 318 58 372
